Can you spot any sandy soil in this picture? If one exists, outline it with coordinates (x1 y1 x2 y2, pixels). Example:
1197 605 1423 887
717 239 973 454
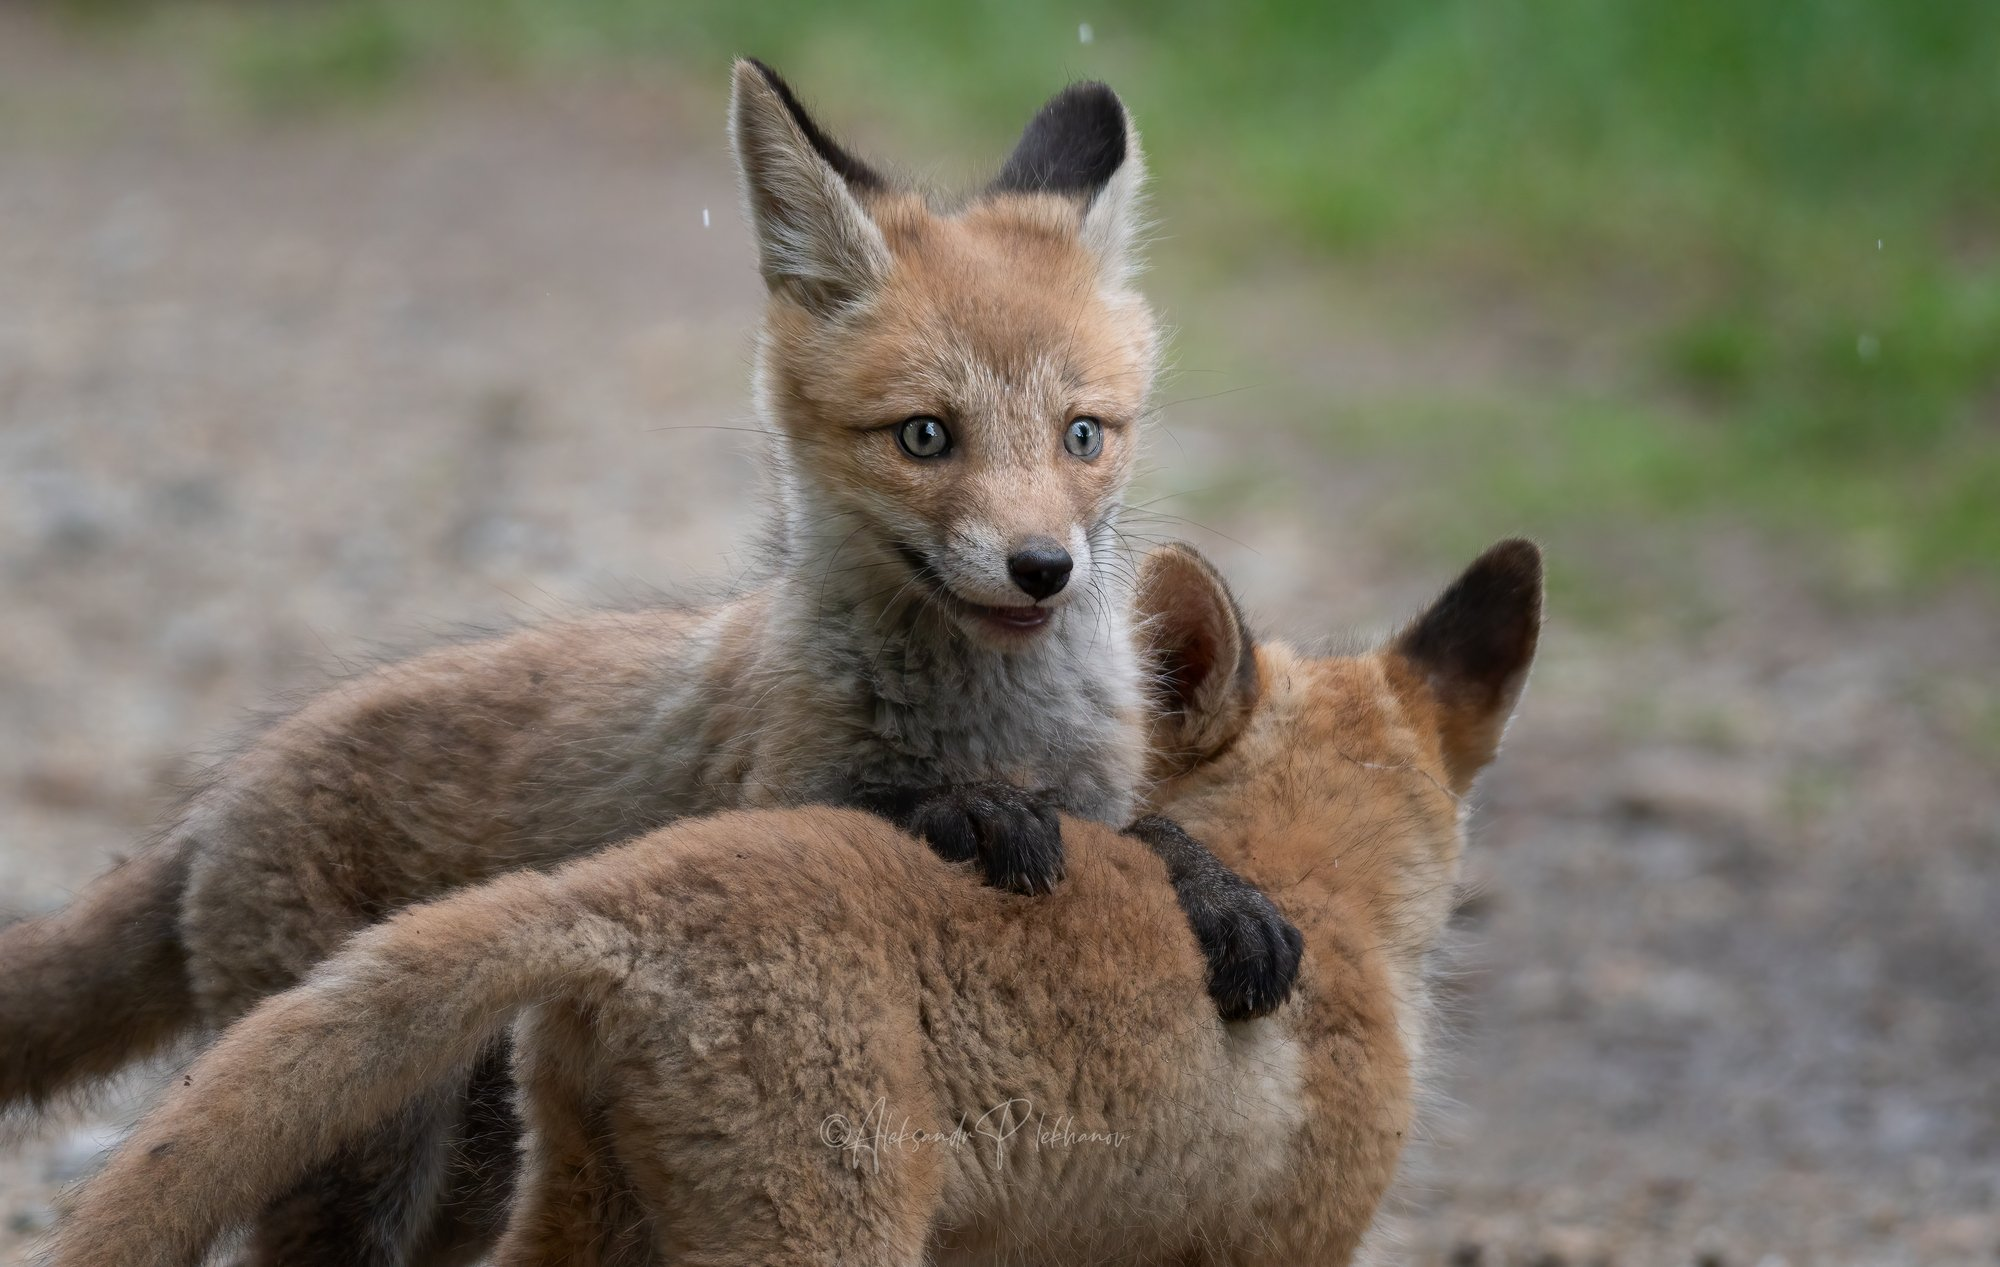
3 15 1996 1265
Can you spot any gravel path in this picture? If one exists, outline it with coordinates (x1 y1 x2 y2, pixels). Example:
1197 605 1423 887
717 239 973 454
4 16 1996 1265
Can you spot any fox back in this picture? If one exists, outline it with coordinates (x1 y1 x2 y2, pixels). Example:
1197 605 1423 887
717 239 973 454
42 540 1546 1267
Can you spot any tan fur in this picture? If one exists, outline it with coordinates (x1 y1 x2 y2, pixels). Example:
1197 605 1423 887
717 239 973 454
761 189 1153 614
47 542 1543 1267
1 61 1154 1081
3 63 1162 1264
0 846 190 1116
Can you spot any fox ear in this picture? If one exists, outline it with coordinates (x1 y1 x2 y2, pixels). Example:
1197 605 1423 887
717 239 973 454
1391 539 1543 794
992 82 1147 282
1136 543 1260 777
730 59 893 314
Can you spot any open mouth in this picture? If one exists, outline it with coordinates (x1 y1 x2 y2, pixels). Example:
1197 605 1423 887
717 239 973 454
893 543 1056 637
960 602 1052 632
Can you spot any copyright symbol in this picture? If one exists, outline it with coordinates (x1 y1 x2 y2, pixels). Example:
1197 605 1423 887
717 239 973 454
819 1114 852 1147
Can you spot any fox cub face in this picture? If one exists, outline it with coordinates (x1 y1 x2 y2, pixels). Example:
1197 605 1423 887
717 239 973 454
732 61 1157 649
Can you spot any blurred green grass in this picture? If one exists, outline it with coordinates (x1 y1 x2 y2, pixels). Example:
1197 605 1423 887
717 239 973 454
94 0 2000 588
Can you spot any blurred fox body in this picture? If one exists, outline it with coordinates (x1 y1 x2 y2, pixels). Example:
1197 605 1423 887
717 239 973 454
45 540 1544 1267
1 61 1162 1264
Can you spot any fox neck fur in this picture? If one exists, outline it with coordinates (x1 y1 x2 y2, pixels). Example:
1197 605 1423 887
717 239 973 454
726 475 1145 820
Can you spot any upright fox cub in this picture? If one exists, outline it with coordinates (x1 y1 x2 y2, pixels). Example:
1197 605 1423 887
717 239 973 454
1 61 1299 1265
45 539 1544 1267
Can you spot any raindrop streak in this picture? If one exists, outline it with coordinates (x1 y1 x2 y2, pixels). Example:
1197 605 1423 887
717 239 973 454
702 208 711 229
1857 333 1880 362
1078 22 1094 44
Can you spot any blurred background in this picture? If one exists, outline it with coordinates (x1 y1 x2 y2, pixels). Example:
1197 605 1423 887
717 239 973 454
2 3 1996 1263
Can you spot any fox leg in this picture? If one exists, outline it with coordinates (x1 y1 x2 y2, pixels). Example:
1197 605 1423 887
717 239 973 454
411 1041 524 1265
233 1087 458 1267
496 1004 652 1267
1126 814 1305 1022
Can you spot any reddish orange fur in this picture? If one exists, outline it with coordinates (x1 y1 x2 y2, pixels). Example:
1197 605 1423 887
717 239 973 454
50 542 1543 1267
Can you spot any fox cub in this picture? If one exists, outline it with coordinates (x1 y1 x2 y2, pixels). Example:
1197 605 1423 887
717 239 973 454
1 61 1298 1266
44 539 1544 1267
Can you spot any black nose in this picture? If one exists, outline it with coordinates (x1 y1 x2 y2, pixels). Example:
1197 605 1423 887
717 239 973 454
1006 539 1073 600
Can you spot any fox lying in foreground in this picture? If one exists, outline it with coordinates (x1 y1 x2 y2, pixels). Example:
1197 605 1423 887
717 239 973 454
3 60 1301 1265
47 538 1543 1267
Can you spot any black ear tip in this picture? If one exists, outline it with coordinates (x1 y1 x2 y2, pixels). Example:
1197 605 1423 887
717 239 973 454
1468 538 1544 598
1396 538 1544 688
992 79 1132 198
1040 81 1130 150
1058 80 1128 122
1447 537 1544 636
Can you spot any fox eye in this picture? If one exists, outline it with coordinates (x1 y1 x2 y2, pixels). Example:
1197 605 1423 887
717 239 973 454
896 416 951 459
1064 416 1105 460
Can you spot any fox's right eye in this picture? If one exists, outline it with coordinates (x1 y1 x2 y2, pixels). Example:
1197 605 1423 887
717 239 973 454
896 416 952 459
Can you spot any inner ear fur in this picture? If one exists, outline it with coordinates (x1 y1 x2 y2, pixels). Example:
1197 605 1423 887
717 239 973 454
740 58 887 193
1136 543 1259 776
729 58 893 313
1390 538 1544 793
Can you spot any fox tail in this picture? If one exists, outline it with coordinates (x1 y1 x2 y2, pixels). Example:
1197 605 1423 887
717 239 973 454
0 843 196 1119
47 867 615 1267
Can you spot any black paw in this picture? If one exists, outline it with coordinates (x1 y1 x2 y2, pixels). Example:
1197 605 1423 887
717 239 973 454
901 782 1066 895
1181 878 1304 1021
1126 814 1302 1022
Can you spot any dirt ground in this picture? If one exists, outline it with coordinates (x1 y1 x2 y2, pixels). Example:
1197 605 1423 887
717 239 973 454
3 15 1997 1265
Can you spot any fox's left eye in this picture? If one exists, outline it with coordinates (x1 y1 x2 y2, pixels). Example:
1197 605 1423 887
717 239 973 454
1064 417 1104 460
896 416 952 459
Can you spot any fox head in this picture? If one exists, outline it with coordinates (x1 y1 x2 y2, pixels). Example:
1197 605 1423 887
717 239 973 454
730 59 1158 651
1140 537 1543 963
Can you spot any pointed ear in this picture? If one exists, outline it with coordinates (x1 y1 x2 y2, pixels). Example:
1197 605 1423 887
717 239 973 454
991 82 1147 281
730 59 893 313
1391 539 1543 794
1136 543 1260 776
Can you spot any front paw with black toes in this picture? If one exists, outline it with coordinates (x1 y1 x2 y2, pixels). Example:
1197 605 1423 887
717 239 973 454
903 782 1066 895
1127 814 1304 1021
1176 876 1304 1021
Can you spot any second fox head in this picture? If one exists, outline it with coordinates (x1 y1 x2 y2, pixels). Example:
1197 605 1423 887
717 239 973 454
731 60 1158 650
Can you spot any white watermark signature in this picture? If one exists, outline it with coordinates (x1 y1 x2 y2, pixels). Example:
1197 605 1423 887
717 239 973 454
819 1098 1128 1172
